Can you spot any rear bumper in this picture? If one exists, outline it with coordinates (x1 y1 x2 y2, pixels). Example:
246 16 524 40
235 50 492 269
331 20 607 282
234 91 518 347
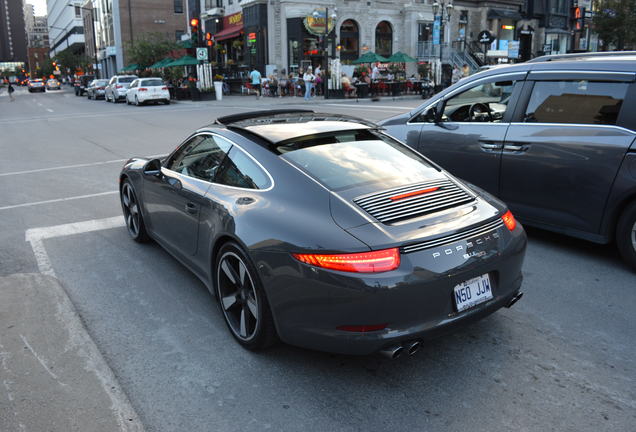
255 222 527 355
137 91 170 102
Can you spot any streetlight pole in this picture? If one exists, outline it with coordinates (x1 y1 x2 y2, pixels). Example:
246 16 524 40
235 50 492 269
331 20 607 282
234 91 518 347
432 1 453 88
313 7 337 99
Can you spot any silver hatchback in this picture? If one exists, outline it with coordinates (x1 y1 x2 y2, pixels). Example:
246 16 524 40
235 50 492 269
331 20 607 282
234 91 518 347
105 75 138 102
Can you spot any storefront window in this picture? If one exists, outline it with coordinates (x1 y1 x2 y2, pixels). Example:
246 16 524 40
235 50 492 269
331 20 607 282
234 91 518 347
339 19 359 63
375 21 392 57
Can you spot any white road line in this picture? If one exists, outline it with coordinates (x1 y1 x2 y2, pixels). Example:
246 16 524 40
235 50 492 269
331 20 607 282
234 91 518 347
25 216 125 276
323 103 417 110
0 190 118 211
0 154 167 177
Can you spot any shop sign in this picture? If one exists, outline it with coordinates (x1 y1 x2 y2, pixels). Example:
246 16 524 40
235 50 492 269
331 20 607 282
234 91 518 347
304 11 335 36
507 41 519 59
432 16 441 45
478 30 493 45
223 12 243 28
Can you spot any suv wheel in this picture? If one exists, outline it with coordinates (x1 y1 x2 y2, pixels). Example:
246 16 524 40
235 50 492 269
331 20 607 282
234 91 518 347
616 200 636 271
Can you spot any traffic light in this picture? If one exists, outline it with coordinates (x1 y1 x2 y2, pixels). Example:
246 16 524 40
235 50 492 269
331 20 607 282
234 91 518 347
571 7 584 31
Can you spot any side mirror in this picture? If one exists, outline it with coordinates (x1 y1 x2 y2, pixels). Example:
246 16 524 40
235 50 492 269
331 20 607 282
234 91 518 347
434 99 445 124
143 158 162 177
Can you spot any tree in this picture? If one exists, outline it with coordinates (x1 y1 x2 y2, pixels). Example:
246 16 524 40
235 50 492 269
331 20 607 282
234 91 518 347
51 47 92 76
125 33 181 69
592 0 636 50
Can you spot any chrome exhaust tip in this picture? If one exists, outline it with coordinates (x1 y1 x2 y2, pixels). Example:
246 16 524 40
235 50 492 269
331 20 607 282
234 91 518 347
405 340 422 356
379 345 404 360
506 292 524 308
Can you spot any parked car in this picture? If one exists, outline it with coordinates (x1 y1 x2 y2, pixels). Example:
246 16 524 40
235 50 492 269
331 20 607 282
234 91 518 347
105 75 138 102
118 110 526 356
27 78 45 93
46 78 61 90
86 79 109 100
74 75 95 96
126 77 170 105
380 52 636 269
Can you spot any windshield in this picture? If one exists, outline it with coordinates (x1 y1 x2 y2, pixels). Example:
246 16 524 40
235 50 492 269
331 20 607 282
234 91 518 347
141 79 164 87
280 131 436 191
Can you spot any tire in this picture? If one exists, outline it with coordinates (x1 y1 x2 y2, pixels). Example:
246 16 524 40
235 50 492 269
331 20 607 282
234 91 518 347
164 99 170 105
215 242 277 350
616 200 636 270
120 180 150 243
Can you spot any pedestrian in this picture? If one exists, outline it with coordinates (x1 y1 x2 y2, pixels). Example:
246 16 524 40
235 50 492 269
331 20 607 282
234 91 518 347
6 78 15 102
303 67 315 101
451 66 462 84
462 63 470 78
249 66 262 98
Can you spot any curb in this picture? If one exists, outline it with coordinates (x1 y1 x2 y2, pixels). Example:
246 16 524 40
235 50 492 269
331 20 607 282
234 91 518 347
0 273 145 432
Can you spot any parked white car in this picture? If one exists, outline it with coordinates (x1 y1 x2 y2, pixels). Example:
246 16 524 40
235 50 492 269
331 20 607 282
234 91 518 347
126 78 170 106
105 75 138 102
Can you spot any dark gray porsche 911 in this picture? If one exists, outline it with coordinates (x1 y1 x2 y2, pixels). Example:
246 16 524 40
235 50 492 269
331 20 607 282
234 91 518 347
119 109 526 358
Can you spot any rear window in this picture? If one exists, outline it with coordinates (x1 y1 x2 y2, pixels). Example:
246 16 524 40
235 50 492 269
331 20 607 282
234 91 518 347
141 79 164 87
280 131 436 191
119 77 136 83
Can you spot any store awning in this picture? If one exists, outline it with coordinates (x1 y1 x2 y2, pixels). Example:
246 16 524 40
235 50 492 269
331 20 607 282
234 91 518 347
149 58 174 69
214 25 243 42
164 55 199 67
487 8 523 21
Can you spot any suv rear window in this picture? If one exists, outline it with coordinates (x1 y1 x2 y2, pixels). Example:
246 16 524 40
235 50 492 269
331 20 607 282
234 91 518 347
141 79 164 87
280 131 436 191
119 77 135 83
524 80 629 125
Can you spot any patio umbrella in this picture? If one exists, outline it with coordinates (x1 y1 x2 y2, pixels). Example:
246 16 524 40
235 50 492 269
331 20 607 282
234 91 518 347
120 63 140 72
149 58 174 69
164 55 199 67
351 52 389 64
387 51 417 63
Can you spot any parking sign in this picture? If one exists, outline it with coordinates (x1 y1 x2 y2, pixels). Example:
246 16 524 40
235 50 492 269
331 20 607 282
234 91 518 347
196 48 208 61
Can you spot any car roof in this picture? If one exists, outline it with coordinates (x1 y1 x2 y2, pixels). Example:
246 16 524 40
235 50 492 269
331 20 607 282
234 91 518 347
209 110 377 144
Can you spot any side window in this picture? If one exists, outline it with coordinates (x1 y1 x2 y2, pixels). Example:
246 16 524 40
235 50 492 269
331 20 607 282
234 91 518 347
166 135 232 182
441 80 518 123
523 80 628 126
129 80 137 88
109 77 116 85
215 147 271 190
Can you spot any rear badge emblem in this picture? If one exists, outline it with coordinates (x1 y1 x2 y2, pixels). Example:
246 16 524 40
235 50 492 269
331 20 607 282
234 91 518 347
431 232 499 259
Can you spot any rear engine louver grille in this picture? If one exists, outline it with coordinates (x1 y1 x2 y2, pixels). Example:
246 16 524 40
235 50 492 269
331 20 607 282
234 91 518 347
354 179 475 224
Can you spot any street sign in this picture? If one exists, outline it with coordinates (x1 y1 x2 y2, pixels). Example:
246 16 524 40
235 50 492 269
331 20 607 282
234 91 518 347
507 41 520 59
543 43 552 54
196 48 208 61
478 30 494 45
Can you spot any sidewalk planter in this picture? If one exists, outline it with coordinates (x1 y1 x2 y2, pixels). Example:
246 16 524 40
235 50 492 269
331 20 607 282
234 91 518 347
190 87 201 101
328 89 345 99
214 81 223 101
199 91 216 101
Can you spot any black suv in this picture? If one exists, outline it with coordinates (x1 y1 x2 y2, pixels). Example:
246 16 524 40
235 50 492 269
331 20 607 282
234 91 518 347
381 52 636 269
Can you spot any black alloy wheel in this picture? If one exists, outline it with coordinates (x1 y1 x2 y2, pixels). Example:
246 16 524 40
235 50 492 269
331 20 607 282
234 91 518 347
120 180 149 242
215 243 277 350
617 200 636 271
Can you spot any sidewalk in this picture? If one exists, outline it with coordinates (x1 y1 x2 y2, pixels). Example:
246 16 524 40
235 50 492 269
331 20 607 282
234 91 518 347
0 273 144 432
173 93 422 108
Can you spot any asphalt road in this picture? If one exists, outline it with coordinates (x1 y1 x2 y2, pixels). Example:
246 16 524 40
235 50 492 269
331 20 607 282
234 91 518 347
1 86 634 432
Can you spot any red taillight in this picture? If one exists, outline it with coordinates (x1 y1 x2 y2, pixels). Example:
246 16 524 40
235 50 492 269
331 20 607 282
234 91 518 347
139 87 147 92
293 248 400 273
98 86 104 90
161 86 168 90
502 210 517 231
116 84 122 89
337 324 387 332
390 186 439 201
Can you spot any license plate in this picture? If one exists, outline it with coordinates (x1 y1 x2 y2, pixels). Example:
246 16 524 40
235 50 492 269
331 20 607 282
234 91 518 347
453 274 493 312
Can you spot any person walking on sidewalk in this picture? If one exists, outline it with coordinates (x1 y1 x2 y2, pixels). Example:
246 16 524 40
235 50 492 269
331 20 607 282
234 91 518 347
303 67 315 101
249 66 262 98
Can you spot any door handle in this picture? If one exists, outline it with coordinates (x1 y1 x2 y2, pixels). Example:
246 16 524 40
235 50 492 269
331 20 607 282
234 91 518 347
166 177 182 190
185 202 198 214
479 141 503 150
503 143 530 152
